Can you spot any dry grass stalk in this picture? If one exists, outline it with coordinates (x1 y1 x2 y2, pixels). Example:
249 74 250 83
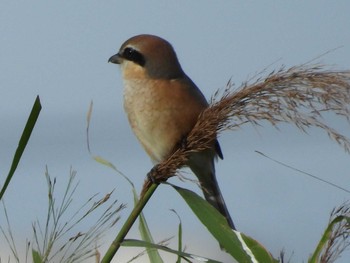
142 63 350 194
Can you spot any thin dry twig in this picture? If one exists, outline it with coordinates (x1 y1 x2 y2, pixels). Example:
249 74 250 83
142 63 350 194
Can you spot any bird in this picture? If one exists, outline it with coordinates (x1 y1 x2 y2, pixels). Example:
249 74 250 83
108 34 235 230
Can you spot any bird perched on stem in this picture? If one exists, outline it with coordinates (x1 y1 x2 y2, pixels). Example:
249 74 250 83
108 34 235 230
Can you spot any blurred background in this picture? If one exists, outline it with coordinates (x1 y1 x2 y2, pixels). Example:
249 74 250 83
0 1 349 262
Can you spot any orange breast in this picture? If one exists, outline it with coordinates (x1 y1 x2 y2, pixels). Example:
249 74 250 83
123 76 208 162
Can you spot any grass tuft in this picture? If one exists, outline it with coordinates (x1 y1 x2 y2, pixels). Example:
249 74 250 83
1 167 124 263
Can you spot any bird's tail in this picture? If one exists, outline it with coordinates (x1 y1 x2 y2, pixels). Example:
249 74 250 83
188 151 236 230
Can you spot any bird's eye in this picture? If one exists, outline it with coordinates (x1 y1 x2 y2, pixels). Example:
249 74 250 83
123 48 134 59
122 47 145 66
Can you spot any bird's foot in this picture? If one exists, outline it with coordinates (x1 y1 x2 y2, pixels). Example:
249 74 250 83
147 165 161 184
179 135 188 150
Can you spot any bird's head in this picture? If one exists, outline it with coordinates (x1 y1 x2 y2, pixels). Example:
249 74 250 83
109 34 184 79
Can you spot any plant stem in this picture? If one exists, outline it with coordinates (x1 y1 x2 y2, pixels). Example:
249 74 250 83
101 182 159 263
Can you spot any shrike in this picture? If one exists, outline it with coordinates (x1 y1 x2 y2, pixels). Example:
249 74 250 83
109 34 235 230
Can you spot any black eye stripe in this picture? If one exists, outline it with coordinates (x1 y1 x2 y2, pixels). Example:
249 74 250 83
122 47 145 66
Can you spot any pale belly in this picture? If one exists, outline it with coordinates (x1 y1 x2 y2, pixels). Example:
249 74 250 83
123 79 190 162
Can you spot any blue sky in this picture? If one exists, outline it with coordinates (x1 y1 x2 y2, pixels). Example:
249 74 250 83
0 1 349 262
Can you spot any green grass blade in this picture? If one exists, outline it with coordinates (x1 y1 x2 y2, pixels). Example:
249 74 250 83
308 215 350 263
240 233 279 263
173 185 278 263
32 249 43 263
0 96 41 200
174 211 183 263
93 153 163 262
92 155 135 187
138 213 164 263
122 239 222 263
137 192 164 263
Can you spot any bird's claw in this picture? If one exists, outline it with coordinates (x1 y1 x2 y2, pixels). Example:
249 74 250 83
147 165 161 184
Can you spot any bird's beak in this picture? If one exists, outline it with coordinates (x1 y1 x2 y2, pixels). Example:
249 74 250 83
108 53 122 64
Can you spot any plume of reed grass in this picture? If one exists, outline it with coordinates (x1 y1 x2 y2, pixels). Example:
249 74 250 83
314 202 350 263
142 63 350 194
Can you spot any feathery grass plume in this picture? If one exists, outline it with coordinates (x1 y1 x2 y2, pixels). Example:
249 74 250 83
30 167 125 263
143 63 350 193
318 202 350 263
